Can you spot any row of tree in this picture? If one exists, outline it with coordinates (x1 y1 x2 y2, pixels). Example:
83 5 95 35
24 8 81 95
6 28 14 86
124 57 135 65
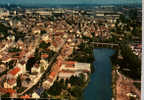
119 42 141 80
41 74 86 98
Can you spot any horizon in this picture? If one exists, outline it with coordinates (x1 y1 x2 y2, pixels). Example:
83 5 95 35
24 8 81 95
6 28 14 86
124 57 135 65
0 0 141 5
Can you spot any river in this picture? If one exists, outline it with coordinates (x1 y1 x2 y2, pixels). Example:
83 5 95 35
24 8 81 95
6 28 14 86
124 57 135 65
83 48 115 100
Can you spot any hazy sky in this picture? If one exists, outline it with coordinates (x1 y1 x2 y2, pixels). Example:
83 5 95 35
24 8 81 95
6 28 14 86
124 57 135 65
0 0 141 5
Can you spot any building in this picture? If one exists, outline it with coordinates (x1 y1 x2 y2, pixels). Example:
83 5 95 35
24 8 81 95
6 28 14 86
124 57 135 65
31 59 47 74
3 78 17 88
58 61 91 79
7 67 22 78
0 64 6 73
74 62 91 72
42 77 53 89
32 92 40 98
17 63 26 73
22 78 32 88
20 94 30 99
32 87 44 98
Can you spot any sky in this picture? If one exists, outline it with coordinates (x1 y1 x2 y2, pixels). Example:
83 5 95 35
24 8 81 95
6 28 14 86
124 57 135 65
0 0 141 5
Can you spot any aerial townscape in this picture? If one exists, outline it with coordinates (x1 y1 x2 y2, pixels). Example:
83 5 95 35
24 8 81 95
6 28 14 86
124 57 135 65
0 2 142 100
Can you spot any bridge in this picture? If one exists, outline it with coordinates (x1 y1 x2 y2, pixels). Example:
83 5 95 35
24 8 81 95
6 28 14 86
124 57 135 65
88 42 119 48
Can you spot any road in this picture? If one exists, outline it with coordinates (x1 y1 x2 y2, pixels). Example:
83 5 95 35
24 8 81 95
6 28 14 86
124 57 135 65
17 38 67 96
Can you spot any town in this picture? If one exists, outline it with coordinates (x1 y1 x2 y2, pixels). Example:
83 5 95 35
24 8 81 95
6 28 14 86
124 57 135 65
0 5 142 100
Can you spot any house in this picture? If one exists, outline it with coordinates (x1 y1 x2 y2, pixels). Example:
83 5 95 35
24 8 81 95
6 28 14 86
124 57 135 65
17 63 26 73
41 54 49 59
41 34 50 42
0 64 6 73
20 94 30 99
49 72 56 79
40 59 47 70
22 78 31 88
6 88 16 94
7 67 22 78
32 92 40 98
74 62 91 72
32 28 41 34
42 76 54 88
31 59 47 74
3 78 17 88
31 66 41 75
0 88 16 94
58 70 76 79
58 61 91 79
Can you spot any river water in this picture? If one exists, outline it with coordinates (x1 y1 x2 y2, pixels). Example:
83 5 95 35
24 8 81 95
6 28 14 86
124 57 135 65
83 48 115 100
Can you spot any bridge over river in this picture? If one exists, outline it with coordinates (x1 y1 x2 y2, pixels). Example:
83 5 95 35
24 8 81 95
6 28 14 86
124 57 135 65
88 42 119 48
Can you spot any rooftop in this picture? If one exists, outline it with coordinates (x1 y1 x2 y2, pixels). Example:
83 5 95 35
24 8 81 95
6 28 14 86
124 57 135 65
20 94 30 99
8 67 20 76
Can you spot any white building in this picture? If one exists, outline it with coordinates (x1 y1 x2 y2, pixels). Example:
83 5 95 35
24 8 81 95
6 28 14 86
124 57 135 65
32 92 40 98
74 62 91 72
17 63 26 73
31 59 47 74
58 62 91 79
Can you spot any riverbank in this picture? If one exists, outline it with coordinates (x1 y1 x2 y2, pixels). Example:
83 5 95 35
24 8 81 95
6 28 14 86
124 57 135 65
115 71 141 100
68 42 118 100
110 42 141 100
66 39 141 100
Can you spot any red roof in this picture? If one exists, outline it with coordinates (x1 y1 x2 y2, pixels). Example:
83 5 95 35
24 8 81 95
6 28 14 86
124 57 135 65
49 72 56 78
41 54 49 58
8 78 16 85
64 61 75 65
52 41 58 47
57 60 62 67
83 70 90 73
65 65 74 68
0 88 7 93
20 94 30 99
137 44 142 48
60 70 75 73
9 67 20 76
6 88 16 93
28 55 34 59
0 88 16 94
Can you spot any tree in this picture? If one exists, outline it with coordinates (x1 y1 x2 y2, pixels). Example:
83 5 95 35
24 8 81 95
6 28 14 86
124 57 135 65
17 75 21 87
128 9 137 20
91 32 95 37
8 47 21 52
41 30 47 34
41 90 48 98
119 14 126 23
26 48 41 73
39 41 50 49
1 93 10 98
70 86 82 97
59 79 66 89
69 75 84 86
7 60 16 69
47 81 62 96
120 41 141 79
0 23 10 37
79 73 85 82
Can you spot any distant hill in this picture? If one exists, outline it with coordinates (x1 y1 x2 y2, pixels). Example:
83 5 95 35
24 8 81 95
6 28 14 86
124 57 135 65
0 3 142 9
